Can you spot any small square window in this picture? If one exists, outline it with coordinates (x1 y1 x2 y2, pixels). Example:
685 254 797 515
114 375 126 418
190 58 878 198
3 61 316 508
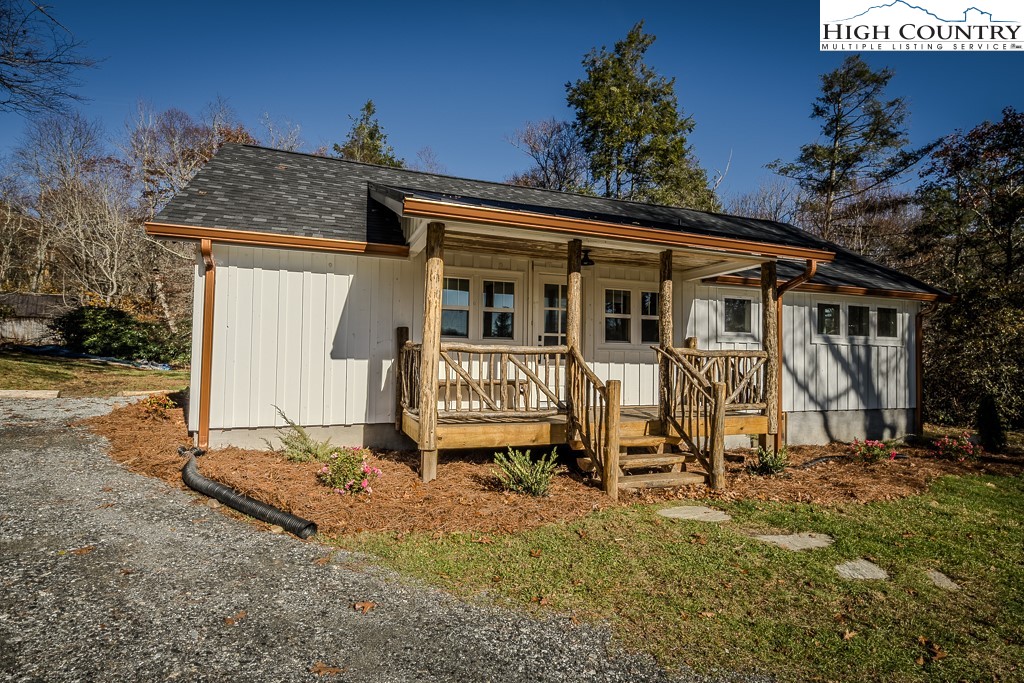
724 298 752 334
817 303 841 335
878 308 898 338
442 278 469 307
605 289 630 315
641 319 659 344
848 305 870 337
605 317 630 343
441 310 469 337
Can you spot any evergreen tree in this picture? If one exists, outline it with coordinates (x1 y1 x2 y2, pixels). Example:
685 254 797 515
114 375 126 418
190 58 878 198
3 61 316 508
770 55 926 245
332 100 403 167
565 22 718 211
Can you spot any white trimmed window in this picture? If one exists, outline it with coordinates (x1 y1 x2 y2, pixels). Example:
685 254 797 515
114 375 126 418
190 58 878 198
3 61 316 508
440 271 522 343
877 307 898 338
723 298 752 334
602 286 660 345
441 277 470 338
482 280 515 339
604 289 631 343
813 300 905 344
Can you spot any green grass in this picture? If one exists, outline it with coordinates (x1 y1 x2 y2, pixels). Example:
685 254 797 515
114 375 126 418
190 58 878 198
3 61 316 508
0 350 189 397
334 475 1024 682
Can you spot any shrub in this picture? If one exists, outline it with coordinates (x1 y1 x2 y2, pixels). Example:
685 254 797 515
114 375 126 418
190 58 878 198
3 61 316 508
746 446 788 476
493 447 560 496
269 406 337 463
933 432 981 462
317 446 380 495
50 306 189 364
850 438 897 463
975 393 1007 453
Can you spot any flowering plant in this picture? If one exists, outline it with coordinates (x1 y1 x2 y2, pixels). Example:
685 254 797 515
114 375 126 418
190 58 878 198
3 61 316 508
316 446 381 494
850 438 897 463
933 432 980 462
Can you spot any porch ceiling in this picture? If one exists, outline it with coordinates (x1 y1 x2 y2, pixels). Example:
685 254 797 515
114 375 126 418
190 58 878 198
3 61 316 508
444 232 763 276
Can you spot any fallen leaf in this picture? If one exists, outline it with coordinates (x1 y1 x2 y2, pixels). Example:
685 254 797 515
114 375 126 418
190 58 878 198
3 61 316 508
353 601 376 614
312 556 331 566
471 536 493 544
700 612 716 619
71 546 95 556
95 503 115 509
915 656 926 666
223 610 247 626
576 528 587 539
842 629 857 641
491 575 502 583
530 549 543 558
309 661 343 676
690 533 707 545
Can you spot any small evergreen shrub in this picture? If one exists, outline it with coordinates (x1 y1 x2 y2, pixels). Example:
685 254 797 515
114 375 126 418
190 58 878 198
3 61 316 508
850 439 898 463
493 447 560 496
50 306 189 364
269 406 338 463
745 446 788 476
975 393 1007 453
317 447 380 495
933 432 981 462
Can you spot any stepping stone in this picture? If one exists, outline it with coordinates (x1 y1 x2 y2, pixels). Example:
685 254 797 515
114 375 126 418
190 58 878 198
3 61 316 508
926 569 960 591
836 559 889 580
657 505 731 522
754 532 833 551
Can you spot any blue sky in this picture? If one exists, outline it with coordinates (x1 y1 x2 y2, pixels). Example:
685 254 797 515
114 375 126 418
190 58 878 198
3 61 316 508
0 0 1021 202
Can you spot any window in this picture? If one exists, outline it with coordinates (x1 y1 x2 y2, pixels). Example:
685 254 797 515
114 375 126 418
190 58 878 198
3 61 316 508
723 298 752 334
541 283 567 346
848 305 870 337
482 280 515 339
877 307 898 338
604 289 631 343
817 303 841 335
441 277 470 337
640 291 660 344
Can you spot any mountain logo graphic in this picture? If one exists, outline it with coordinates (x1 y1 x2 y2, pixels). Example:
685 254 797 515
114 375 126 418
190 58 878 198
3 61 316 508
834 1 1014 23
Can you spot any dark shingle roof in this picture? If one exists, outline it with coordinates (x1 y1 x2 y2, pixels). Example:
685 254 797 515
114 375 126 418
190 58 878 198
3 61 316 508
155 144 948 299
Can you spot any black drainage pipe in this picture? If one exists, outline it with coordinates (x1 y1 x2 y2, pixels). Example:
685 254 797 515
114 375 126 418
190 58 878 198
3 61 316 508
181 455 318 539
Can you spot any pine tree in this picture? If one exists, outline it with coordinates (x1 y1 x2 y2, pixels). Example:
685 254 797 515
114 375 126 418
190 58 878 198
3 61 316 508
332 100 403 167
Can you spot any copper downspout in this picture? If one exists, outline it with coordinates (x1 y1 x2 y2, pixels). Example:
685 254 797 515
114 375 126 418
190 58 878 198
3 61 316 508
915 301 940 435
773 260 819 451
198 239 216 449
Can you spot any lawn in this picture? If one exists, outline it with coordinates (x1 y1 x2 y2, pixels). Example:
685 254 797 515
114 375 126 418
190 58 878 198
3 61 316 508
335 474 1024 682
0 350 189 397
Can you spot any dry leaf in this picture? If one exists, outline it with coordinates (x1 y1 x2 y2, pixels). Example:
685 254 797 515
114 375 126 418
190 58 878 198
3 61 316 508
224 610 247 626
915 656 926 666
700 611 716 618
842 629 857 641
530 549 542 558
471 536 493 544
576 529 587 539
690 533 707 545
312 556 331 566
309 661 343 676
95 503 115 509
353 601 376 614
71 546 95 556
491 575 502 583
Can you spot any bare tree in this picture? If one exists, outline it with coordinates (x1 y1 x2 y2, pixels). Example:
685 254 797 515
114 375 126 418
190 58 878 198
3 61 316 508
0 0 95 115
507 119 592 193
260 112 303 152
411 146 446 174
728 178 803 224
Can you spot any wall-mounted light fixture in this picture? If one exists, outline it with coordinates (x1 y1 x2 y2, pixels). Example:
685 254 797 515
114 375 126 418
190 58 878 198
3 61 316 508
581 249 595 267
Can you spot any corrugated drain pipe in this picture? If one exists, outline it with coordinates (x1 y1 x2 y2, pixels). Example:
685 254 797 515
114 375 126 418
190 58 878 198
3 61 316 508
180 448 318 539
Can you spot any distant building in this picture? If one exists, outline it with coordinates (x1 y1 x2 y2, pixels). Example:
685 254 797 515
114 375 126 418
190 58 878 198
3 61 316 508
0 292 67 344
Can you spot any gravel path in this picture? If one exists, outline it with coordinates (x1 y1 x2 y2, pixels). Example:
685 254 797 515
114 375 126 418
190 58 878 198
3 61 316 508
0 399 763 683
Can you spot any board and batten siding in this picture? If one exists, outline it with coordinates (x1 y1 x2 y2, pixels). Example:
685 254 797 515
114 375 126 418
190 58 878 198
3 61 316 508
680 282 918 414
193 244 424 432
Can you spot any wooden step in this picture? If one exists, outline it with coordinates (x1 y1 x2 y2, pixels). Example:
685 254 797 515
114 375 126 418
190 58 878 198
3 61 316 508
618 471 707 490
618 435 679 448
619 452 691 469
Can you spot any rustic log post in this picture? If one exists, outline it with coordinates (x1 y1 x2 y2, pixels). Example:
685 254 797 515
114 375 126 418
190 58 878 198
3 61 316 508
658 250 673 434
603 379 621 501
565 239 583 427
709 382 727 489
761 261 780 438
418 223 445 482
395 326 409 432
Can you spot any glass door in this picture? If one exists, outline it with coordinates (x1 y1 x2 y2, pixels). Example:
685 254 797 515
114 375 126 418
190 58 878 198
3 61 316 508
535 279 568 347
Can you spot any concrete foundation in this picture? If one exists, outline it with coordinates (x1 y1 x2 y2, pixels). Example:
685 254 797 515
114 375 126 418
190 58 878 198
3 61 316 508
785 408 915 445
206 423 416 451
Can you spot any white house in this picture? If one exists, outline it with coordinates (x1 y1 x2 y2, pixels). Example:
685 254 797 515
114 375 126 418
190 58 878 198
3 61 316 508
147 144 950 496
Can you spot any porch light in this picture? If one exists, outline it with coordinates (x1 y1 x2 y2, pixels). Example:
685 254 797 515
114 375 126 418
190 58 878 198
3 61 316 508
581 249 595 267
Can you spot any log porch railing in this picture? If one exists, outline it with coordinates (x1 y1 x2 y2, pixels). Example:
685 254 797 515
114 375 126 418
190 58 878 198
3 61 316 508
654 345 769 488
566 346 620 498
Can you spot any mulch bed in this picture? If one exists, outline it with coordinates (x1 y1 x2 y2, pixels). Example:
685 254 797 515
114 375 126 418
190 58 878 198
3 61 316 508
82 400 1024 536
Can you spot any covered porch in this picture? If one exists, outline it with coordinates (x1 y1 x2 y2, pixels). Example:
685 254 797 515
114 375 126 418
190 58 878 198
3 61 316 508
391 214 830 499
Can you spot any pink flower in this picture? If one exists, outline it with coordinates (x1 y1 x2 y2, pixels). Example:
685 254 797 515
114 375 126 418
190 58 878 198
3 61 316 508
361 478 369 488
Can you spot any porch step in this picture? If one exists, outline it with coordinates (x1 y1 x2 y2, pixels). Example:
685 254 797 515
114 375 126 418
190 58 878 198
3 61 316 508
618 471 707 490
619 452 692 470
618 435 680 448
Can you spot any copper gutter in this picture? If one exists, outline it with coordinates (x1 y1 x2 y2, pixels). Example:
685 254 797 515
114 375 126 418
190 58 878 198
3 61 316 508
198 239 216 449
402 197 835 263
146 222 409 257
915 301 940 435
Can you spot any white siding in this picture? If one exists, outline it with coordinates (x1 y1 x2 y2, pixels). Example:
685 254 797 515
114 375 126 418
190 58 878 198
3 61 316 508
682 282 918 414
204 244 423 430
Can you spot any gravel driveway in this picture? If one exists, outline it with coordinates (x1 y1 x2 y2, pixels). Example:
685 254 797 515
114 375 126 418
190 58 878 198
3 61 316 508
0 399 759 683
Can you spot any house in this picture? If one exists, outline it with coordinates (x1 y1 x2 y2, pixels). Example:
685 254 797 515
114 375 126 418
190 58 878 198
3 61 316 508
0 292 66 344
146 144 951 498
